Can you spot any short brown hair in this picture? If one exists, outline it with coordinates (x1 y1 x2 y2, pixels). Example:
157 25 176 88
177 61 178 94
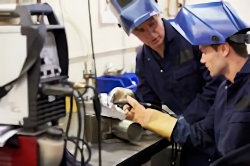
210 40 248 58
227 40 248 58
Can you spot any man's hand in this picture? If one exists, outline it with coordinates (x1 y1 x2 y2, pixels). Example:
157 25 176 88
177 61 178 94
124 96 154 127
124 96 177 141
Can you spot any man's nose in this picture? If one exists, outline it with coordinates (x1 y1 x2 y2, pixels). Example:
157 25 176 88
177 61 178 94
200 54 206 64
146 27 156 38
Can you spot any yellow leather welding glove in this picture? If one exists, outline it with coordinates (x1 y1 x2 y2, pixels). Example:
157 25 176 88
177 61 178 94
125 96 177 141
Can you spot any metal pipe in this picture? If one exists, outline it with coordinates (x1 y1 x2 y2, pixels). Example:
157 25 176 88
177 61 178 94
112 119 144 142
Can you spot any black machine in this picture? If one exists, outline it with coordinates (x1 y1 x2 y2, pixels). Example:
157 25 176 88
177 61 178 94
0 3 69 129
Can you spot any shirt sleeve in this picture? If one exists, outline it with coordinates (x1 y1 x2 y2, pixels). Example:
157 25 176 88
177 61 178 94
173 105 215 150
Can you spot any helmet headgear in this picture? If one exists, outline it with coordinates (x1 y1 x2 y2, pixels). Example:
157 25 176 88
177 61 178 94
109 0 162 35
169 1 250 45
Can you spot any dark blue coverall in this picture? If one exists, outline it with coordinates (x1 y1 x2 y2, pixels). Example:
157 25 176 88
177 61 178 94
135 19 223 166
173 57 250 166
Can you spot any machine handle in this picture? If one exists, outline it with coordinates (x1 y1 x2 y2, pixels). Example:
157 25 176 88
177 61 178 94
20 3 53 15
0 4 16 13
0 3 59 26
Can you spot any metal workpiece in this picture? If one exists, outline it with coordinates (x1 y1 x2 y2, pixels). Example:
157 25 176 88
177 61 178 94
84 114 144 143
111 119 144 142
84 100 143 143
84 114 112 143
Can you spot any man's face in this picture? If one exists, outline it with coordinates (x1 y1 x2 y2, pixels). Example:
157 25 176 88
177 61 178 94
132 15 165 50
199 45 227 77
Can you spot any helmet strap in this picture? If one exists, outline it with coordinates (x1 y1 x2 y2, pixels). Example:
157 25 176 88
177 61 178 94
229 34 250 44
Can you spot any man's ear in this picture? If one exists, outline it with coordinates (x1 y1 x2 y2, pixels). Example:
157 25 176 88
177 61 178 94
220 42 230 57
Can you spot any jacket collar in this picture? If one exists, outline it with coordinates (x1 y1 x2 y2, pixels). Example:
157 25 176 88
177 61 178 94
162 18 176 43
233 56 250 83
238 56 250 74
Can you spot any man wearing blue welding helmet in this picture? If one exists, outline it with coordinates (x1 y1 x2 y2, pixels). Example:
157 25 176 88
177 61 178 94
109 0 223 165
123 1 250 165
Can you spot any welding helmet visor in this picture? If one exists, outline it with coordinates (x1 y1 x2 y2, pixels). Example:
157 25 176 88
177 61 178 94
169 1 250 45
110 0 162 35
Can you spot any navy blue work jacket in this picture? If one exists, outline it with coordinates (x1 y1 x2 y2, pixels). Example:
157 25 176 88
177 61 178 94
135 19 222 124
135 19 223 166
174 57 250 165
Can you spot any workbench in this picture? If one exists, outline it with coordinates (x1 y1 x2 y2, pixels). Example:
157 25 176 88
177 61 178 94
89 132 171 166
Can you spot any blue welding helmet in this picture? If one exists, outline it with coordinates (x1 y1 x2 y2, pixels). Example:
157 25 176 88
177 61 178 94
169 1 250 45
109 0 162 35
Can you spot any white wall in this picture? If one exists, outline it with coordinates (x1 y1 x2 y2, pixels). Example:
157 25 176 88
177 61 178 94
0 0 16 3
2 0 249 83
48 0 249 84
43 0 142 83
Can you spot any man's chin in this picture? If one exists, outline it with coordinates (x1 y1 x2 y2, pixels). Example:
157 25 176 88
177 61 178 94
150 43 162 50
210 72 219 78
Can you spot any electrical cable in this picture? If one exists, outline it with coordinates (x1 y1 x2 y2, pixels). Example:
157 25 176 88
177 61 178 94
40 82 98 165
52 82 95 165
114 101 173 115
77 88 91 165
86 0 102 164
83 85 102 166
58 0 102 163
64 95 73 149
72 90 82 162
63 91 91 166
67 136 92 164
65 137 85 166
79 96 91 164
79 89 86 137
64 95 78 166
79 91 88 162
87 0 97 84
